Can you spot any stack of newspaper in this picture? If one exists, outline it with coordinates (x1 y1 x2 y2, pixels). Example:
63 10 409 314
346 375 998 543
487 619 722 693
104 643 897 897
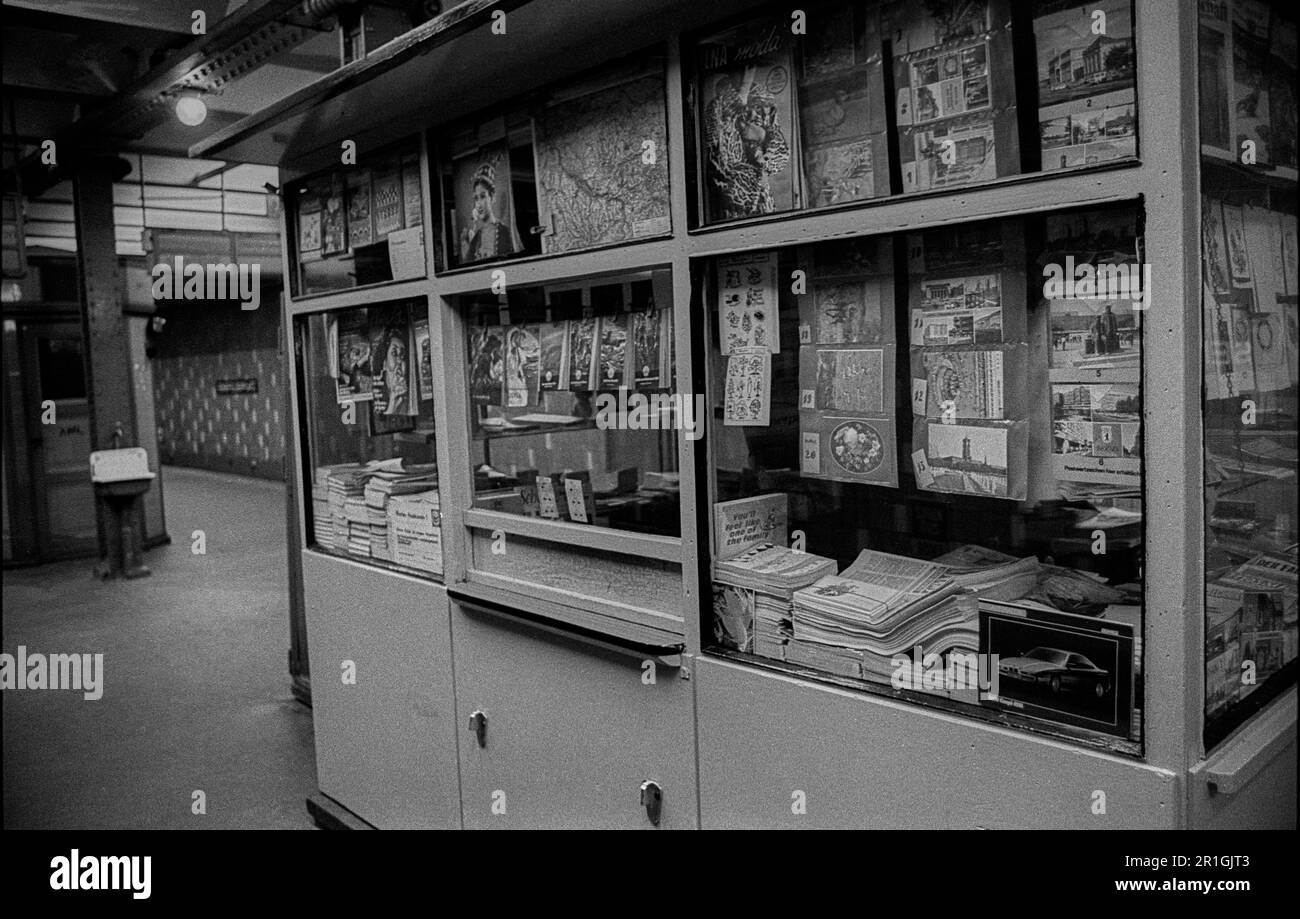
791 550 973 677
931 544 1040 601
363 464 439 564
712 544 836 659
387 489 442 575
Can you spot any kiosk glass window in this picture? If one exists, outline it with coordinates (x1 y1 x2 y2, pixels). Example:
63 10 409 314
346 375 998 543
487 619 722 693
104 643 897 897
295 298 444 579
1198 2 1298 748
701 204 1146 750
453 269 682 537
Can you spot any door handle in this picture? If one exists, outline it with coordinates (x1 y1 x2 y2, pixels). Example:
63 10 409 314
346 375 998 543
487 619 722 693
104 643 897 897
639 780 663 827
468 710 487 748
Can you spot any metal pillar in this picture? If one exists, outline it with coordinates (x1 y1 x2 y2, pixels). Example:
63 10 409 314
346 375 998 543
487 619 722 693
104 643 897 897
72 154 146 576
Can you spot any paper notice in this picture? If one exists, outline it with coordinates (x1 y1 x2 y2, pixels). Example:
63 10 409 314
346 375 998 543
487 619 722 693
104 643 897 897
387 226 425 281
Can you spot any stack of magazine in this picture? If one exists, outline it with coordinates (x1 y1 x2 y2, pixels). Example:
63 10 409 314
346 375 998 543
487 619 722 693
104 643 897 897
362 464 439 564
790 549 975 681
931 544 1039 601
713 544 836 659
312 463 363 550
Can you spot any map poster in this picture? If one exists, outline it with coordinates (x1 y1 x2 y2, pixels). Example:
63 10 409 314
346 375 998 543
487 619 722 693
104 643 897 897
800 412 898 488
533 70 671 254
713 494 789 561
537 322 568 392
912 419 1026 500
468 326 505 405
717 250 780 354
346 169 374 249
451 141 524 265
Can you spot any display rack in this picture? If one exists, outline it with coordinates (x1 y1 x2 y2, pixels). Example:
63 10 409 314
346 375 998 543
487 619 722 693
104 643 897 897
226 0 1297 829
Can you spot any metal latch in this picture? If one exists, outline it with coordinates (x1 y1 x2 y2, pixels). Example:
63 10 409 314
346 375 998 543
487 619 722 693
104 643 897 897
639 780 663 827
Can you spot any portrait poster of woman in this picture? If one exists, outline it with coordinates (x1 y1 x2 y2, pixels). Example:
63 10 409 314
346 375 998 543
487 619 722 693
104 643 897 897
369 304 416 416
452 141 525 265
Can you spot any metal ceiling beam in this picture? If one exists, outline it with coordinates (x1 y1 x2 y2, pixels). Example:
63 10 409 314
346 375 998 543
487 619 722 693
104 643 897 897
191 0 535 160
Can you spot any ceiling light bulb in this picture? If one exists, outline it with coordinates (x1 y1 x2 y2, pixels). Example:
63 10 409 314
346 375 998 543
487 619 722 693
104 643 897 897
175 95 207 127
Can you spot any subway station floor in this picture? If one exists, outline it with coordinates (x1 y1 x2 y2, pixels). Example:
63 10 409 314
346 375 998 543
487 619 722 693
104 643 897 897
2 466 317 829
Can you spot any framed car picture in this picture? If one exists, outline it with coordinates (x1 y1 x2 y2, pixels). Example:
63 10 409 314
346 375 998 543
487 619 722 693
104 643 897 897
980 600 1135 738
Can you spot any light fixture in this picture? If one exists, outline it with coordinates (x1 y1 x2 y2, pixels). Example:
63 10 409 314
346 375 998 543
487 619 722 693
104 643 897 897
174 94 207 127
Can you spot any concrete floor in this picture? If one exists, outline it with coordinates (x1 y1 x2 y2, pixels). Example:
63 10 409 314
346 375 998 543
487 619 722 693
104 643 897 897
2 466 317 829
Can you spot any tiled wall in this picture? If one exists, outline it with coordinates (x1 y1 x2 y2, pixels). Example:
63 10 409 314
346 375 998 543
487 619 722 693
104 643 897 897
151 297 287 480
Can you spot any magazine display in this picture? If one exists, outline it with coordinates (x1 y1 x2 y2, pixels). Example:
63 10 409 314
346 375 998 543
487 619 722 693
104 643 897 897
697 16 800 221
797 0 891 206
889 0 1020 191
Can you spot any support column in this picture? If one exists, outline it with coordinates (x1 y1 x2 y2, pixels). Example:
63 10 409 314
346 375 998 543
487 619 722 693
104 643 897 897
72 154 145 574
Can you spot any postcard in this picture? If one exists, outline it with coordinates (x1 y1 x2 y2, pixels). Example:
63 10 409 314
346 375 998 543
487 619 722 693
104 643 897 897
914 420 1026 500
800 412 898 488
799 346 891 415
724 348 771 426
346 169 374 249
468 326 505 405
915 348 1008 419
597 314 629 389
567 318 597 391
1047 299 1141 381
718 250 781 354
537 322 568 391
335 310 372 403
451 140 524 264
371 165 404 239
504 324 541 408
801 280 886 345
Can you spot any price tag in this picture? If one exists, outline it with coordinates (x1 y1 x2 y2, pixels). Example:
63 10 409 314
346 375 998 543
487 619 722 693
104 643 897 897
911 449 935 488
800 389 815 409
911 378 927 414
798 323 812 344
801 432 820 474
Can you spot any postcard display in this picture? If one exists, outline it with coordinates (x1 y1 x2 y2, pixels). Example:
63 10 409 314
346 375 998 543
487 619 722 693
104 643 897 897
296 299 444 579
290 141 426 297
1198 3 1299 744
889 0 1019 192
